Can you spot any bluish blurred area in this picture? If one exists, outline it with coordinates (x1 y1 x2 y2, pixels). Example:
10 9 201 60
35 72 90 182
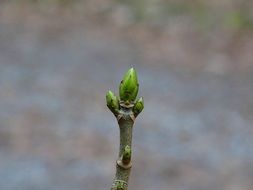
0 1 253 190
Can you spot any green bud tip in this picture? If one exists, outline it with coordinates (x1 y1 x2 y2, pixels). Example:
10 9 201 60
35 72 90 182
116 181 125 190
133 97 144 115
106 90 119 112
119 68 139 102
122 145 131 164
123 145 131 156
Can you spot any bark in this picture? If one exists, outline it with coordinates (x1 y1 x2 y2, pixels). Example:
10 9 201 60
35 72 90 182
111 106 135 190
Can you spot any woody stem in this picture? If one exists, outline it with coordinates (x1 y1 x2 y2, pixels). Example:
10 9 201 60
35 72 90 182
111 107 134 190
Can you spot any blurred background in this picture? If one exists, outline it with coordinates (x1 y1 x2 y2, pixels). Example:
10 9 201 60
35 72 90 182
0 0 253 190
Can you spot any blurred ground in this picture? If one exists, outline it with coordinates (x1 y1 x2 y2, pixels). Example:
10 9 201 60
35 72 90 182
0 1 253 190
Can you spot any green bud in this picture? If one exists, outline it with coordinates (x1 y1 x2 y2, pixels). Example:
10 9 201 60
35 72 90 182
106 90 119 113
116 181 125 190
122 145 131 164
119 68 139 102
133 97 144 115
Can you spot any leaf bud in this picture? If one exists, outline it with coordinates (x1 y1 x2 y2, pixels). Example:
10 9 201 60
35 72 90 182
106 90 119 113
119 68 139 102
133 97 144 115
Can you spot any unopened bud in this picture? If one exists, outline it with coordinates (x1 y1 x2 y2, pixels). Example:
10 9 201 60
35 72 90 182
106 90 119 113
133 97 144 115
119 68 139 102
122 145 131 164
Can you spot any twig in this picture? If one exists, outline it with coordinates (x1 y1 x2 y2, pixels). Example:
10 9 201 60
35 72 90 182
106 68 144 190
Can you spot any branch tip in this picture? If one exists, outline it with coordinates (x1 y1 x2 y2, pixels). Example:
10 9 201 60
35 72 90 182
119 68 139 102
106 68 144 190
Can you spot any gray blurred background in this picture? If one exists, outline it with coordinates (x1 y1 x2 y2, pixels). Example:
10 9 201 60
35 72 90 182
0 1 253 190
